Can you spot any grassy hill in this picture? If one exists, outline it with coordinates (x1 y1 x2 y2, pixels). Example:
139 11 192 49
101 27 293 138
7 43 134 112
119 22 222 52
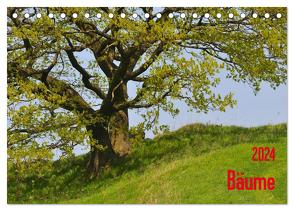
8 123 287 204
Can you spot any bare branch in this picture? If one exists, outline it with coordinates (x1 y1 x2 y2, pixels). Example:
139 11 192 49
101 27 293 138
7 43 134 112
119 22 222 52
65 49 106 99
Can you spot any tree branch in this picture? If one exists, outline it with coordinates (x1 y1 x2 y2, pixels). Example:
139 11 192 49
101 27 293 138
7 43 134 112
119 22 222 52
65 48 106 99
8 61 95 114
127 43 164 79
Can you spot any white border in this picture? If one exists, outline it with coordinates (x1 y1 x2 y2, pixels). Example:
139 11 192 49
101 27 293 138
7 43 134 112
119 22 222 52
3 0 291 7
0 0 292 211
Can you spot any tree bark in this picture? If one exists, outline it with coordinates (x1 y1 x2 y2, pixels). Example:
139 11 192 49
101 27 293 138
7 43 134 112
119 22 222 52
86 110 131 178
109 110 131 156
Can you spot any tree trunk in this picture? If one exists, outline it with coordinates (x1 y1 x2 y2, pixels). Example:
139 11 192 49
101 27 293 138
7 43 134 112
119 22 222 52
86 123 116 178
109 110 131 156
86 110 131 178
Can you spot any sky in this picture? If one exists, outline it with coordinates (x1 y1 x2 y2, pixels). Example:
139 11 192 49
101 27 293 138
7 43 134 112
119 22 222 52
129 75 287 138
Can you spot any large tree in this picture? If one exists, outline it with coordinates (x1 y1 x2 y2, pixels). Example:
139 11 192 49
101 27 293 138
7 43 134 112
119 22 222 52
7 7 287 178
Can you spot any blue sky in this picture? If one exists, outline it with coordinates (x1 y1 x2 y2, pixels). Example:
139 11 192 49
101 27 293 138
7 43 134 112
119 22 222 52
129 74 287 138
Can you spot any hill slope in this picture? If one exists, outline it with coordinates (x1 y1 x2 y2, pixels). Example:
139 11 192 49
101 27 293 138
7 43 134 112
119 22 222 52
64 143 287 204
8 123 287 204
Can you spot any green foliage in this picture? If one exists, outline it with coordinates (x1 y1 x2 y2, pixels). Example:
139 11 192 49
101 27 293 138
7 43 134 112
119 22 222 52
7 78 95 181
128 123 145 145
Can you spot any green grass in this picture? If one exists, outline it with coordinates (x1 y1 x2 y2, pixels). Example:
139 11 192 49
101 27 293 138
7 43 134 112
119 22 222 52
8 123 287 204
